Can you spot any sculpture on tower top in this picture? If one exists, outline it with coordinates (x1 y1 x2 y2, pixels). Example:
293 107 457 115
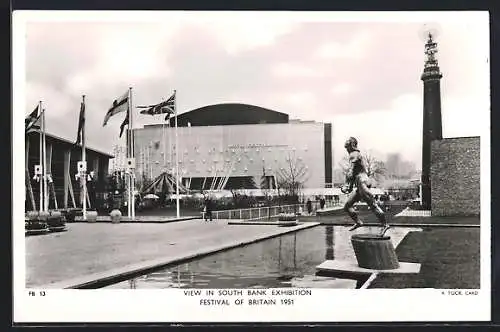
420 27 443 81
424 32 439 66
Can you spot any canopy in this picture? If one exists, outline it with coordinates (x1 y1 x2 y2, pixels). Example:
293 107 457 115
140 171 189 196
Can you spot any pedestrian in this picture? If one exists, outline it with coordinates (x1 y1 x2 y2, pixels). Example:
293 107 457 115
204 197 213 222
320 197 326 209
306 198 312 215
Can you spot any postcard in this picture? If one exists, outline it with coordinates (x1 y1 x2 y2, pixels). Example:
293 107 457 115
13 10 490 323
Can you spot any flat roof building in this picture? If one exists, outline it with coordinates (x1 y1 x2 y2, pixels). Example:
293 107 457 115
133 103 333 192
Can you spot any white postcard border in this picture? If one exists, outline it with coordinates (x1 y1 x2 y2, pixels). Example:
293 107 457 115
12 10 491 323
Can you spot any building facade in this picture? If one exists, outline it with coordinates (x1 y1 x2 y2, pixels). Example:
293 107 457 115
133 104 333 191
110 145 128 172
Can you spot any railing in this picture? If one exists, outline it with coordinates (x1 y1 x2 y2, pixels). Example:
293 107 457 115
204 200 342 221
202 204 303 221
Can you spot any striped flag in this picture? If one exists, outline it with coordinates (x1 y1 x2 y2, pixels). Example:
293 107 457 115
119 109 129 138
25 105 41 133
75 101 85 145
138 92 175 121
103 90 129 126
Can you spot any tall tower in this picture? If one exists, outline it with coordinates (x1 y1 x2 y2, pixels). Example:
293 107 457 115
420 32 443 210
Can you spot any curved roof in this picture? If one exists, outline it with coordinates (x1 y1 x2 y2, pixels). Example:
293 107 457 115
167 103 289 127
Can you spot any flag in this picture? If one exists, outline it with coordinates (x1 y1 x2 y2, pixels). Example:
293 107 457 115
75 101 85 145
25 105 41 133
119 109 129 138
138 92 175 121
103 90 129 126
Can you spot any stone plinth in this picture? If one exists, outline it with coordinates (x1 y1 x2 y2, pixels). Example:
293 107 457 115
38 211 50 222
86 211 98 223
316 260 420 278
351 234 399 270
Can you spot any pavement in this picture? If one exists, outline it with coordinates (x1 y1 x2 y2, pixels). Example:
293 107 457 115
26 218 319 288
73 215 198 223
25 205 480 289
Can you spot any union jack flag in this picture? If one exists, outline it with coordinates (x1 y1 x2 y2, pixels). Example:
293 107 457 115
138 92 175 121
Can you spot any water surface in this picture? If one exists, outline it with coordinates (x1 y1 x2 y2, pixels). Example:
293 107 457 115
105 225 413 289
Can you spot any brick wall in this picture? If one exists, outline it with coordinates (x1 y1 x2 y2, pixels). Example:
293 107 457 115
431 137 480 216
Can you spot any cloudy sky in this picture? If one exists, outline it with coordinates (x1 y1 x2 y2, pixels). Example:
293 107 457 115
16 11 489 168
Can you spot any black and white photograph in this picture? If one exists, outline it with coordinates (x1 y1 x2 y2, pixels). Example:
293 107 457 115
14 10 490 323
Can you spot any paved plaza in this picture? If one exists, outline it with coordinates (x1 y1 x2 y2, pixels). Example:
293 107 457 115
26 218 319 288
25 207 480 289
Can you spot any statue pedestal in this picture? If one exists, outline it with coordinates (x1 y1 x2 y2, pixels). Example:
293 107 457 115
351 234 400 270
316 232 420 287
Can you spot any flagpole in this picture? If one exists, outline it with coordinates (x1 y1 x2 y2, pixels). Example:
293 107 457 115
127 141 131 219
38 101 43 212
82 95 87 220
42 103 48 212
149 144 153 179
129 87 136 220
126 90 131 219
162 119 166 168
175 90 180 218
169 120 172 172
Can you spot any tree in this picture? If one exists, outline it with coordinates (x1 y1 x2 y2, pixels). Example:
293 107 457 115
339 152 386 184
259 166 274 219
275 153 309 210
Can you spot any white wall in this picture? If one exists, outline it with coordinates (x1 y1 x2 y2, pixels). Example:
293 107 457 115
133 122 332 189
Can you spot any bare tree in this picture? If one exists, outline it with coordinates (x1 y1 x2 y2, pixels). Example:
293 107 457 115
339 152 386 184
275 153 309 211
364 154 386 182
259 166 272 219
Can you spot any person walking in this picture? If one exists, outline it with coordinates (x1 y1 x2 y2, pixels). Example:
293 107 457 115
306 198 312 215
320 197 326 209
204 197 213 222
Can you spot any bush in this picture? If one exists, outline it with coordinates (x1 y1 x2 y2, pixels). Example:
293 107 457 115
278 213 297 222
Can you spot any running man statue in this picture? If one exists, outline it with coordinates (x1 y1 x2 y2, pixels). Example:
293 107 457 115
341 137 390 236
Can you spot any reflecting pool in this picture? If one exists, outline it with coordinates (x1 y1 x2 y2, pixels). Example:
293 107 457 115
104 225 415 289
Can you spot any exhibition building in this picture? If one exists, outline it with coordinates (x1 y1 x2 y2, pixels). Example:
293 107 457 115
133 103 334 194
